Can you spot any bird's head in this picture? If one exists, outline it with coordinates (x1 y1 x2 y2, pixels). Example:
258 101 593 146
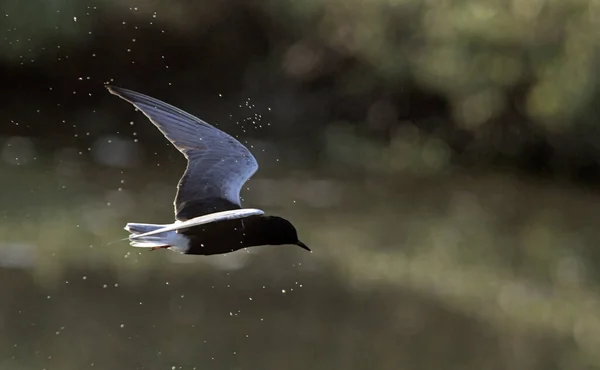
263 216 310 252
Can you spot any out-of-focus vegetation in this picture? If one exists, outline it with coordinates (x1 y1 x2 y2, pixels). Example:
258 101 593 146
4 0 600 179
2 0 600 369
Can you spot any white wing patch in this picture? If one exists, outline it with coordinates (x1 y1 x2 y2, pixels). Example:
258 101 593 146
128 208 265 239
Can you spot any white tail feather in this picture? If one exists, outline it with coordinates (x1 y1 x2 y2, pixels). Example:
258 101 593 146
124 222 190 253
125 223 169 234
130 240 167 248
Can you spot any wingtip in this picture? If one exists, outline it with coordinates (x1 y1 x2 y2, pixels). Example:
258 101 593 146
104 84 121 96
105 85 138 104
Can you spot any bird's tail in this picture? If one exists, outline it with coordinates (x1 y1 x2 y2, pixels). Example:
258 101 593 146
125 222 169 235
125 222 170 248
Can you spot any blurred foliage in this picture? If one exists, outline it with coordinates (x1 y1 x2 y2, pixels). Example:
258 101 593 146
3 0 600 180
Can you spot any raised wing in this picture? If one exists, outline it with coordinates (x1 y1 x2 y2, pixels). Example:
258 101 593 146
106 85 259 220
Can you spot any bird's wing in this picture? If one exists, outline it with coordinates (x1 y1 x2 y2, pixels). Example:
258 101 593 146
128 208 265 238
106 85 259 220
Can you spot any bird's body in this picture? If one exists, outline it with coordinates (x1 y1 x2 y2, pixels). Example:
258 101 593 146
106 85 309 256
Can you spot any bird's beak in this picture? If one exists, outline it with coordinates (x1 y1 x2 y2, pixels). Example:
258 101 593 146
295 240 311 252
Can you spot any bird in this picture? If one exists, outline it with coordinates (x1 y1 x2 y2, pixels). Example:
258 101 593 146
105 85 310 255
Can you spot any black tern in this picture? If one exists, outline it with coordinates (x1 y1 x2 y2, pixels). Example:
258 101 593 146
106 85 310 255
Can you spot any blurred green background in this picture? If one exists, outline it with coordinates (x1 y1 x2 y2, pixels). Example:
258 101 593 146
2 0 600 369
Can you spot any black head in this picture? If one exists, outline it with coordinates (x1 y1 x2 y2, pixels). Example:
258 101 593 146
262 216 310 252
